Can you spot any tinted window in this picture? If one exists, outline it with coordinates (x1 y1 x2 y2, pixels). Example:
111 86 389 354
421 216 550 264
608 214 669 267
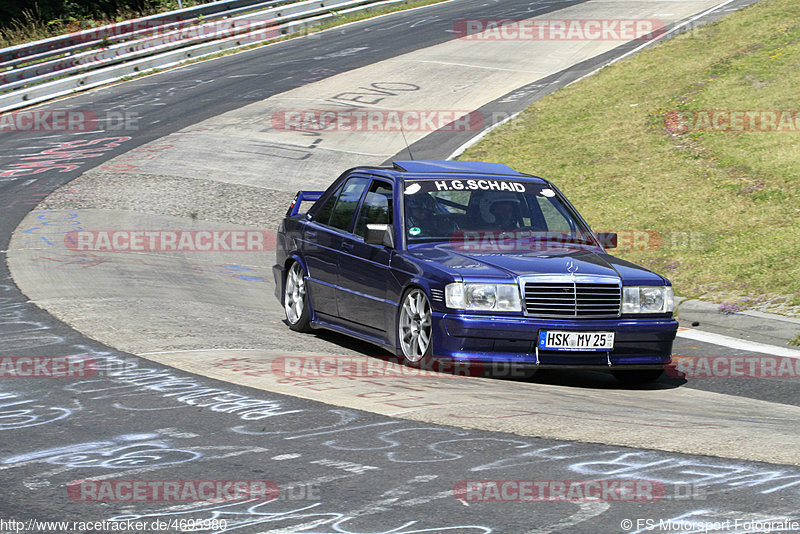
403 179 592 243
314 188 340 225
355 181 393 237
328 176 370 231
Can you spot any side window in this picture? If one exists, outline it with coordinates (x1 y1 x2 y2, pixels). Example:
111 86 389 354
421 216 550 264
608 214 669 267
313 188 341 226
328 176 370 231
355 181 393 237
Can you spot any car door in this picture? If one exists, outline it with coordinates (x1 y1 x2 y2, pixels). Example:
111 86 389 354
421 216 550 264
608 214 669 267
337 178 394 332
301 175 370 318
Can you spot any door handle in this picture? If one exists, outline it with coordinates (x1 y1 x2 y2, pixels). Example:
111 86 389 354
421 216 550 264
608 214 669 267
342 241 354 252
306 231 317 240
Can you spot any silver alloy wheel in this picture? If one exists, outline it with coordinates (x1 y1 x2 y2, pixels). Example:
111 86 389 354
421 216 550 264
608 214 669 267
284 262 306 324
399 288 432 363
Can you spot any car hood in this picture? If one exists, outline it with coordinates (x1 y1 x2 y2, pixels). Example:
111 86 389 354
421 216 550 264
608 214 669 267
406 243 668 285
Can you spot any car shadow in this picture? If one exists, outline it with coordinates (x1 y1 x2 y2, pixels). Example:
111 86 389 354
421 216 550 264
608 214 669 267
510 368 686 390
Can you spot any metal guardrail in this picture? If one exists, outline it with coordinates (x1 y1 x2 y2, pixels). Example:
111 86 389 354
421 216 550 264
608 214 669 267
0 0 411 112
0 0 292 65
1 0 291 86
0 0 280 68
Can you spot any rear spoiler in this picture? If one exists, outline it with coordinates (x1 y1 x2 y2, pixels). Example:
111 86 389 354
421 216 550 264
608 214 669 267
287 190 324 217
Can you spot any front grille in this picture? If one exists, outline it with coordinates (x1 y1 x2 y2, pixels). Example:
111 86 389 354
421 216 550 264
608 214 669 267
524 280 620 317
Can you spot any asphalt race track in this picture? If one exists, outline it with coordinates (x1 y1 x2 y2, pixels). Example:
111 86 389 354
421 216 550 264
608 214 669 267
1 0 799 532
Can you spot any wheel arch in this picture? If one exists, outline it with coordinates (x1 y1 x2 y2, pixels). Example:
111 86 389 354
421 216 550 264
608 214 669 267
394 283 435 361
281 254 308 305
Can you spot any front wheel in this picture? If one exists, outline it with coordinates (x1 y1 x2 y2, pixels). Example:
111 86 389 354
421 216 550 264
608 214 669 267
398 288 433 366
284 261 311 332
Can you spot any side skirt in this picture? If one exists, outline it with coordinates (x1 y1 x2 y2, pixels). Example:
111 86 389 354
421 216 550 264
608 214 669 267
311 313 397 356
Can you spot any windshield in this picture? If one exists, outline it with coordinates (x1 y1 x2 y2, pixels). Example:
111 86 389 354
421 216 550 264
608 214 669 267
402 178 597 248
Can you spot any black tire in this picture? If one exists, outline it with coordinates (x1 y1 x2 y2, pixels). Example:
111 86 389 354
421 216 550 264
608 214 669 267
611 369 663 385
397 288 434 368
284 261 312 332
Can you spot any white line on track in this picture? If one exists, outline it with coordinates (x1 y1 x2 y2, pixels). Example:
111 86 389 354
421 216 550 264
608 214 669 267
677 328 800 359
448 0 741 159
449 111 522 158
566 0 740 87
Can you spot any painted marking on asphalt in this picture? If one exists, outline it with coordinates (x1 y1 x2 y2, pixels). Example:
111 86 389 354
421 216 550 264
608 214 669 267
677 328 800 359
271 453 302 460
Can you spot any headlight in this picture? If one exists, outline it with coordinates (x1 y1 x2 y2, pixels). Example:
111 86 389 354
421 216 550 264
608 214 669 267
622 286 674 314
445 282 521 311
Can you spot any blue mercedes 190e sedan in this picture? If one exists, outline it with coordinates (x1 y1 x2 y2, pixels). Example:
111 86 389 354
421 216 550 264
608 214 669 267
273 160 677 383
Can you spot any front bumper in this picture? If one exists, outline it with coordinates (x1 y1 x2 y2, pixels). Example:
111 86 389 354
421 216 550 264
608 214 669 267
431 313 677 368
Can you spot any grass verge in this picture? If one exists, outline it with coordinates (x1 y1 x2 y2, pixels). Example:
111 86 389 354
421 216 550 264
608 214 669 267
461 0 800 312
0 1 210 49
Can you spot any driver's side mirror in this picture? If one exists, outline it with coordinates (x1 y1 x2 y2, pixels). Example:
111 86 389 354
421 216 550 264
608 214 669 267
365 224 395 248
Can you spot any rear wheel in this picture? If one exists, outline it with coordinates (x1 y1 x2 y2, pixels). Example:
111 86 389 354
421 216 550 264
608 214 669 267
611 369 663 384
398 288 433 366
284 261 311 332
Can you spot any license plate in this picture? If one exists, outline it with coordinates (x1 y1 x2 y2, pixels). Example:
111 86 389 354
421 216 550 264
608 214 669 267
538 330 614 351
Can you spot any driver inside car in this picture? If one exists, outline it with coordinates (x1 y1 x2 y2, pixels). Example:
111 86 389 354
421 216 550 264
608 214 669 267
405 192 457 238
479 192 522 230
